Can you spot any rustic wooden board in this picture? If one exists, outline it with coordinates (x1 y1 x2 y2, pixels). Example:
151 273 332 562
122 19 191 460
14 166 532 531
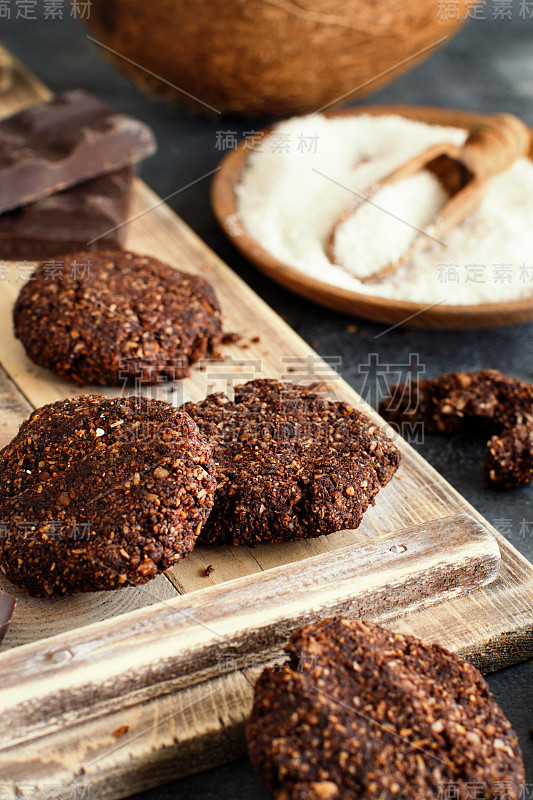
0 51 532 800
0 516 502 750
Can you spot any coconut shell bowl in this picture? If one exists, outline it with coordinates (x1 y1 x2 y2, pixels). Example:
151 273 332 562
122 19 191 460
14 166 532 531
85 0 469 117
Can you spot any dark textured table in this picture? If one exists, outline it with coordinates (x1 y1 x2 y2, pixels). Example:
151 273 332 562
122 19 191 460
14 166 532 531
1 12 532 797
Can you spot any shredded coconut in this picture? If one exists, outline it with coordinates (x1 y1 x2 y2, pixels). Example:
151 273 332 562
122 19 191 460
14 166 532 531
332 170 449 280
236 114 533 305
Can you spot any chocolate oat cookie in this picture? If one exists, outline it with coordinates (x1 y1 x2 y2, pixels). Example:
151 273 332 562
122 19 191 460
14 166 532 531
0 395 216 596
182 380 400 546
379 369 533 434
379 369 533 433
13 250 222 385
247 619 525 800
380 369 533 488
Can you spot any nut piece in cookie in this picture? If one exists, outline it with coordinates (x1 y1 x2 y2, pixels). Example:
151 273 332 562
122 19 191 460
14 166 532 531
183 380 400 546
13 250 222 386
0 395 216 597
247 619 525 800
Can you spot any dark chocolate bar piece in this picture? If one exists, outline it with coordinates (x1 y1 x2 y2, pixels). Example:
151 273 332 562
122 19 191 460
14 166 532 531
0 589 16 645
0 89 156 213
0 167 134 259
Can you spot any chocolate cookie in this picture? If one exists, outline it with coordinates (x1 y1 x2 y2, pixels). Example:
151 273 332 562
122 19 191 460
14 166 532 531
0 395 216 596
379 369 533 434
182 380 400 546
13 250 222 385
247 619 525 800
380 369 533 488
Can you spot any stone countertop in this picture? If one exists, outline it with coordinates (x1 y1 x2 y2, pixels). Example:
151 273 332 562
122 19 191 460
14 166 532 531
1 11 532 797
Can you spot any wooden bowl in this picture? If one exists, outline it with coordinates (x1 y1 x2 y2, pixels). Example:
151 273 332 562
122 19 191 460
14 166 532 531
211 105 533 330
85 1 467 117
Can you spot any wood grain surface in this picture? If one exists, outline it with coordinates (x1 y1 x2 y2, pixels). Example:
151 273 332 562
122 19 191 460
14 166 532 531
0 51 532 800
0 516 501 751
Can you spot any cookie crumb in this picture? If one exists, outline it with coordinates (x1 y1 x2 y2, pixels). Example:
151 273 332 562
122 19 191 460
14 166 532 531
112 725 129 739
221 332 242 345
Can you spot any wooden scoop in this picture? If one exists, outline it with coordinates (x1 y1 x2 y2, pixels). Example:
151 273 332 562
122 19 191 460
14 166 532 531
327 113 531 283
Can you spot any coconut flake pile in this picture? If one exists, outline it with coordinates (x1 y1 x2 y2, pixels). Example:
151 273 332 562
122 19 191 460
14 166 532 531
236 114 533 305
332 170 449 280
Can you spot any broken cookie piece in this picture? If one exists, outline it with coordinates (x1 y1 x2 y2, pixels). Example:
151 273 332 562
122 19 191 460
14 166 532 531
487 423 533 488
380 369 533 434
380 369 533 489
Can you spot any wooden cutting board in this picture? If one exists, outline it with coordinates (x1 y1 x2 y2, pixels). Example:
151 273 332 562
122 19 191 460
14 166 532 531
0 52 532 800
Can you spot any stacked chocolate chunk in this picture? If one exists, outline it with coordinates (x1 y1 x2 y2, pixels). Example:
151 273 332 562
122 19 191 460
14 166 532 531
0 89 156 258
